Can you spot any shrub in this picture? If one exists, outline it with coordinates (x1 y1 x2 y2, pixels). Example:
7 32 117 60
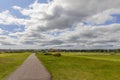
110 53 116 55
53 53 61 57
44 52 52 55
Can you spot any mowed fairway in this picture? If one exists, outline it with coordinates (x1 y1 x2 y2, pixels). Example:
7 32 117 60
36 52 120 80
0 52 30 80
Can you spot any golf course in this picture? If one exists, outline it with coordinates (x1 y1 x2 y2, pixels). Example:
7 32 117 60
1 0 120 80
37 52 120 80
0 52 120 80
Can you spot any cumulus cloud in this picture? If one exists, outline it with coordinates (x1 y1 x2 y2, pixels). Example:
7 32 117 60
9 0 120 33
86 9 120 25
1 0 120 49
8 23 120 49
0 35 18 45
0 10 28 25
12 6 22 10
0 29 4 34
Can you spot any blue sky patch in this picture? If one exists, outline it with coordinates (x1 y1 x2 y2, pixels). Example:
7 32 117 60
0 0 48 11
0 25 25 33
46 31 62 37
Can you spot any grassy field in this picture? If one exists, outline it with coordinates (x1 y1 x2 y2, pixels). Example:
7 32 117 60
36 52 120 80
0 52 30 80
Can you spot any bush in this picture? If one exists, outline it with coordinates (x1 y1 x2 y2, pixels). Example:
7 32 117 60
53 53 61 57
110 53 116 55
44 53 52 55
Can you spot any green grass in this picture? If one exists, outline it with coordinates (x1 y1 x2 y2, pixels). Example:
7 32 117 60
79 55 120 62
36 52 120 80
62 52 120 62
0 52 30 80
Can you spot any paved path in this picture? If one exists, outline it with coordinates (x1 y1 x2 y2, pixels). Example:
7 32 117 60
6 53 51 80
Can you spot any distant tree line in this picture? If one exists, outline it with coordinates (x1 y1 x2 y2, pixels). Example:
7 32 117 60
42 49 120 53
0 49 41 53
0 49 120 53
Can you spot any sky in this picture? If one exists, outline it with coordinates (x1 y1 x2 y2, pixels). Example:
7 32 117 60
0 0 120 49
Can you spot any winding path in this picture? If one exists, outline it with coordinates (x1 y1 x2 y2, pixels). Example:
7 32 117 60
6 53 51 80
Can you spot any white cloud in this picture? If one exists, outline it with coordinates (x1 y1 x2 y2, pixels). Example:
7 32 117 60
0 35 18 45
1 0 120 49
0 10 28 25
7 23 120 49
12 6 22 10
0 29 4 34
86 9 120 25
11 0 120 31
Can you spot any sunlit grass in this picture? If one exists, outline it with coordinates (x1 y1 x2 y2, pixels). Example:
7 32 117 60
0 52 30 80
37 52 120 80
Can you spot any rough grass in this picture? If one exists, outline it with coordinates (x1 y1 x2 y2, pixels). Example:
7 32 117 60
36 52 120 80
0 52 30 80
